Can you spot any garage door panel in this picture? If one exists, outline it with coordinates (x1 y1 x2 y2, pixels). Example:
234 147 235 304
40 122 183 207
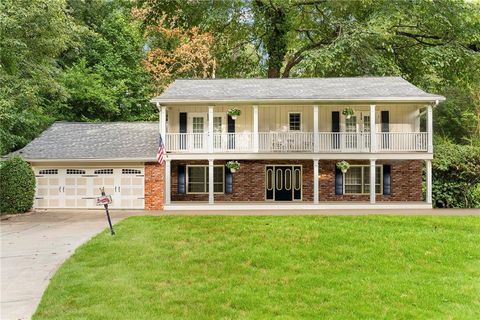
34 166 144 209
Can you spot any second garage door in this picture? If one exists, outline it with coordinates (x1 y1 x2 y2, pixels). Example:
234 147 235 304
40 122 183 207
34 167 145 209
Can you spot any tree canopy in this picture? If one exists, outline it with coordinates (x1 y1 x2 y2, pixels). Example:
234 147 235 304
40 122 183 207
0 0 479 155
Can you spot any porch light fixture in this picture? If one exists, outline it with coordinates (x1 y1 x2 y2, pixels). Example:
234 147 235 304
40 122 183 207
226 161 240 173
227 108 241 120
342 107 354 119
336 160 351 173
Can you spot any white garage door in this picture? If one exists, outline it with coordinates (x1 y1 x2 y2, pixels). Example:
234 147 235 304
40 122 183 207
34 167 145 209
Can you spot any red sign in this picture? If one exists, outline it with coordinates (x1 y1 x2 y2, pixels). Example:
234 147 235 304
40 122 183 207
96 195 112 206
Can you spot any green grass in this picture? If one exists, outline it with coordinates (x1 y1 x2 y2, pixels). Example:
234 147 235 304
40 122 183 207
34 216 480 319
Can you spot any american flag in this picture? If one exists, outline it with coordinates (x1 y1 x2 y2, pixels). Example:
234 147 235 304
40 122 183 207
156 134 165 164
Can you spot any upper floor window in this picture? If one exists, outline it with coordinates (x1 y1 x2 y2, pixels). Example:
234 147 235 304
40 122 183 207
289 113 301 131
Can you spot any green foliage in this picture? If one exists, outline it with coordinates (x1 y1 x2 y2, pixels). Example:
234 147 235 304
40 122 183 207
0 156 36 214
0 0 74 154
432 141 480 208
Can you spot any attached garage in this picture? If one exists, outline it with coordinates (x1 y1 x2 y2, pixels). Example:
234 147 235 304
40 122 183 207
11 122 160 210
34 167 145 209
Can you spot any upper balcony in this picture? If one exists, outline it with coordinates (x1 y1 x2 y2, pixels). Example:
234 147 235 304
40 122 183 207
152 77 443 156
165 131 428 153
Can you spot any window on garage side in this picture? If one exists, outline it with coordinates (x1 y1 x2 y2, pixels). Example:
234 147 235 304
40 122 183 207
39 169 58 175
187 166 224 194
66 169 86 174
94 169 113 174
122 169 141 175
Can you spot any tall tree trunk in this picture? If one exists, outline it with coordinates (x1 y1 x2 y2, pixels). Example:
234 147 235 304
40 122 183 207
255 0 289 78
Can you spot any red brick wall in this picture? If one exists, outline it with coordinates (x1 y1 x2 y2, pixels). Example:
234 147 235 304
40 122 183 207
168 159 423 203
171 160 313 202
144 162 164 210
319 160 423 202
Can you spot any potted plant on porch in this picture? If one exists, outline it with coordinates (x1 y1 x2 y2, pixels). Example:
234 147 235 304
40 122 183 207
227 108 241 120
226 161 240 173
336 160 350 173
342 107 354 119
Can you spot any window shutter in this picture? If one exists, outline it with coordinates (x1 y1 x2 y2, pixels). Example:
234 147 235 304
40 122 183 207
332 111 340 149
381 111 389 132
225 165 233 194
383 165 391 195
335 167 343 195
227 115 235 150
179 112 187 150
177 165 186 194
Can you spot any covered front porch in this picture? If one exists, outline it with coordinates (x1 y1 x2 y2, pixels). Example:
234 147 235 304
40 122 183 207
163 158 433 208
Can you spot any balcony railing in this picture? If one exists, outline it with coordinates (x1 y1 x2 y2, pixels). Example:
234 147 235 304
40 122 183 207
165 132 428 153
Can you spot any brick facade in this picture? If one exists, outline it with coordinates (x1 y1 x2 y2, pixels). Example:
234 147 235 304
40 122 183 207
168 159 423 203
144 162 164 210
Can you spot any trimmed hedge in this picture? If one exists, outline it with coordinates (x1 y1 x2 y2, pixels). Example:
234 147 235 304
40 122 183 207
0 156 36 214
433 142 480 208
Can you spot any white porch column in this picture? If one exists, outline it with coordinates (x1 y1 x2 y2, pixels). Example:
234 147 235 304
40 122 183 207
370 104 376 152
165 159 171 205
370 159 376 204
313 159 319 204
253 105 259 152
313 105 319 152
426 159 432 205
208 159 214 204
208 106 214 153
160 106 167 138
427 105 433 153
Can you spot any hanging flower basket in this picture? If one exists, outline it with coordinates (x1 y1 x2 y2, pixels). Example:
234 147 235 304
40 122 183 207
227 108 241 120
342 107 354 119
336 160 350 173
226 161 240 173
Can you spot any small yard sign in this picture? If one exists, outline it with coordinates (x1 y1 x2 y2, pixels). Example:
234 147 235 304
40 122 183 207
96 195 112 206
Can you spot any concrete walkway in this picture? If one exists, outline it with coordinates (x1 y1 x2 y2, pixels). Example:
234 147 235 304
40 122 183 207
0 210 143 320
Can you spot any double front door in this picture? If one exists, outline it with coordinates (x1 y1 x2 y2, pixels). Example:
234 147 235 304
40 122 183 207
345 112 371 150
266 165 302 201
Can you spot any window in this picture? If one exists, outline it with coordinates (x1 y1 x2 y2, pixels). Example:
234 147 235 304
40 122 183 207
187 166 224 193
39 169 58 175
344 165 382 194
289 113 301 131
66 169 86 175
122 169 142 175
94 169 113 175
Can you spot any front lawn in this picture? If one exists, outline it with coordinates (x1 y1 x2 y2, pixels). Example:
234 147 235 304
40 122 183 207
34 216 480 319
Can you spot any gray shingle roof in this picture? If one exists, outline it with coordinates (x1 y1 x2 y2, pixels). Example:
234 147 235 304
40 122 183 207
11 122 158 160
152 77 445 104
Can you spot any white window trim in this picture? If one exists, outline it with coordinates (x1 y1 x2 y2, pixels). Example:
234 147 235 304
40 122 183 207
188 112 227 133
288 112 302 132
343 165 383 195
186 165 225 194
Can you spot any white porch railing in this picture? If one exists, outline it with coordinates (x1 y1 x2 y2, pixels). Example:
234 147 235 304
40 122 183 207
376 132 427 152
259 132 314 152
165 132 428 153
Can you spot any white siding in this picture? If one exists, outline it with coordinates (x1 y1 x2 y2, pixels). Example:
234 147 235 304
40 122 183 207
166 104 421 133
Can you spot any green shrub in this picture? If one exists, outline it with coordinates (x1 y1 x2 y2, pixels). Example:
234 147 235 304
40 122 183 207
0 156 36 214
432 142 480 208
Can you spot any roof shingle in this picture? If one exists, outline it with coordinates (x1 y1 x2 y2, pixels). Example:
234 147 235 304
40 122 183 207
152 77 444 103
11 122 158 160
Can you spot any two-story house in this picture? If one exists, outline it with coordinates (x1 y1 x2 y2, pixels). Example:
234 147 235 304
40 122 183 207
14 77 444 211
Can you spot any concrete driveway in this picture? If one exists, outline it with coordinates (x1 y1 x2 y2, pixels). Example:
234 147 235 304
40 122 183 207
0 210 145 320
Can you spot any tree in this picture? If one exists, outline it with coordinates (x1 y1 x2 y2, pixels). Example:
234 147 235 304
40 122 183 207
0 0 74 154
